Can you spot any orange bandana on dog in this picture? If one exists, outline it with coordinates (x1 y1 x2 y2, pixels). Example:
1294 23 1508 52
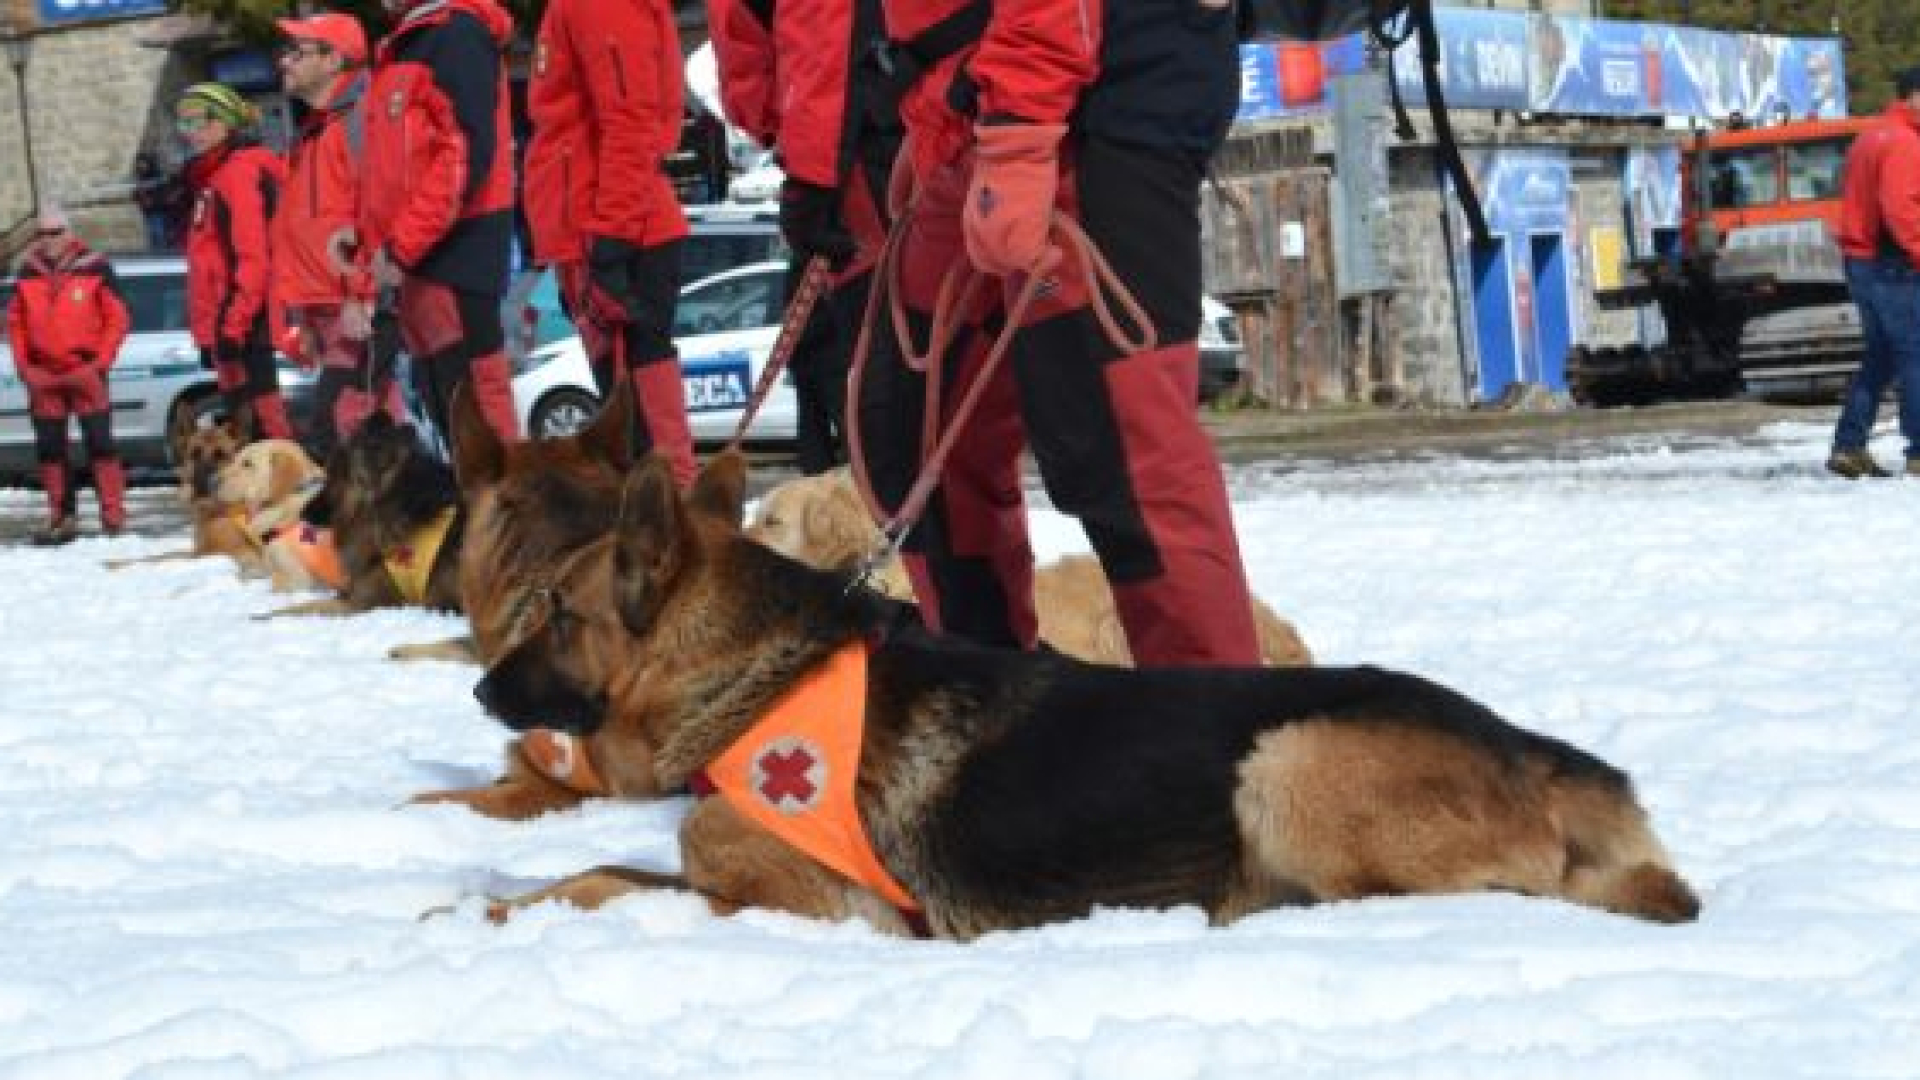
695 642 918 913
283 523 343 590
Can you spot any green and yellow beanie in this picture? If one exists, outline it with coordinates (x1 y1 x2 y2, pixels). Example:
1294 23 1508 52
178 82 259 132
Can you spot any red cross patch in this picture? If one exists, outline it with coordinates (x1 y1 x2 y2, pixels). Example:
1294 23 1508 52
750 736 825 813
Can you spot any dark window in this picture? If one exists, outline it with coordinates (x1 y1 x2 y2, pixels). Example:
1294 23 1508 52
116 272 191 334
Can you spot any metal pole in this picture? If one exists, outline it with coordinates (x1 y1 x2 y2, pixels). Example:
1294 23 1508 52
5 33 37 217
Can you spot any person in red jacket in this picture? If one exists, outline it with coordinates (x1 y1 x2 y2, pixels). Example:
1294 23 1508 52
852 0 1262 666
271 12 403 459
522 0 692 484
177 82 294 441
709 0 904 475
345 0 518 447
1827 64 1920 479
4 209 131 544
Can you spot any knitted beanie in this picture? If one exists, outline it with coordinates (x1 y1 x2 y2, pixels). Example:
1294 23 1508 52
179 82 258 132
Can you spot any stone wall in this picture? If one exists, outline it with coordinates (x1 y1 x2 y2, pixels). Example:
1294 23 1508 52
0 14 195 256
1382 148 1475 406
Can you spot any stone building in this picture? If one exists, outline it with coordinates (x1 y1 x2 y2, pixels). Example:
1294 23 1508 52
0 0 209 257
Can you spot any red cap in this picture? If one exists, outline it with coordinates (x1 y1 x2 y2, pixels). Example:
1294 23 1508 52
276 14 368 66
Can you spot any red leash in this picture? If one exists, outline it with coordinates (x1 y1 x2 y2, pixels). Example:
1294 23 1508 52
725 255 834 454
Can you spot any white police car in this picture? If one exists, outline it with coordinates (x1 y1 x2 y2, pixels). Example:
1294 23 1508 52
512 260 797 445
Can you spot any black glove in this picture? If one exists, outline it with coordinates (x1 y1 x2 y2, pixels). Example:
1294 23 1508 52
586 234 642 322
198 345 214 370
779 178 856 269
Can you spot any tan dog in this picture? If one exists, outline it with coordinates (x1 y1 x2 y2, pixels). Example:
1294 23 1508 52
104 410 260 575
465 451 1701 935
747 467 1313 667
214 439 331 592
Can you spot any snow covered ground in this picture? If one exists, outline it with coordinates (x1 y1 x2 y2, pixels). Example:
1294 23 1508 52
3 417 1918 1078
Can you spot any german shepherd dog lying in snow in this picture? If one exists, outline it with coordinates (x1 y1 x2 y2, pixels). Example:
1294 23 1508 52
261 412 464 619
408 384 657 817
462 449 1702 937
103 407 256 574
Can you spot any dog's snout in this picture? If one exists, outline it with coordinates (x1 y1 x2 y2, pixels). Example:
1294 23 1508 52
193 461 222 498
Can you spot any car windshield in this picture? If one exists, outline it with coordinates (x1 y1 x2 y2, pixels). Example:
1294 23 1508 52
682 231 788 286
673 269 786 336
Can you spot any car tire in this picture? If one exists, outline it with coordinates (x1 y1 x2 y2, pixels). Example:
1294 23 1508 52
530 387 601 440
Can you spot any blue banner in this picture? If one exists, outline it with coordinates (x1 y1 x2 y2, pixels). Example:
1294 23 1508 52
1390 8 1531 111
1532 16 1663 116
1237 36 1368 122
36 0 167 23
1241 15 1842 125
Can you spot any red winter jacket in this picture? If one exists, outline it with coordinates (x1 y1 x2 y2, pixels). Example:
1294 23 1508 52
709 0 862 189
886 0 1241 174
708 0 780 149
185 140 286 349
1837 100 1920 268
6 239 129 384
522 0 687 263
359 0 516 294
273 71 371 308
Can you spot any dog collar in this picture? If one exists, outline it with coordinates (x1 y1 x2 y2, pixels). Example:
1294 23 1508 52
690 641 919 914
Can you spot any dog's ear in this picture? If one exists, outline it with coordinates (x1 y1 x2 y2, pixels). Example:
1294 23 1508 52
612 456 690 637
815 469 878 568
580 374 636 471
450 381 505 492
229 400 256 444
268 444 309 504
169 404 198 457
687 448 748 528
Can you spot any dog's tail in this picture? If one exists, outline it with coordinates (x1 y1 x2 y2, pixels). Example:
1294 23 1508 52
1547 768 1701 924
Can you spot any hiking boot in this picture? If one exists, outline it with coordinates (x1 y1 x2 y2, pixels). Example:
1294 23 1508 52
1827 449 1891 479
1908 459 1920 479
30 516 80 547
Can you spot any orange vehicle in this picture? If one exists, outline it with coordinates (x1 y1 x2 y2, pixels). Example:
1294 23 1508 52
1571 116 1873 405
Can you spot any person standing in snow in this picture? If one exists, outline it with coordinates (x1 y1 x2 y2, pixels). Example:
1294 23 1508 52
271 12 403 459
178 82 295 441
341 0 520 446
4 209 131 544
850 0 1262 665
708 0 904 475
1827 64 1920 479
522 0 694 484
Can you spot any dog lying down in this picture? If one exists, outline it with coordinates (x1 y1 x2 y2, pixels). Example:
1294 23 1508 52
747 467 1313 668
213 439 337 592
458 450 1701 937
103 411 255 575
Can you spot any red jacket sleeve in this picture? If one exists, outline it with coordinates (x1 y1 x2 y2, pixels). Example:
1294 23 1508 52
1881 131 1920 267
772 0 858 187
572 0 683 237
217 153 280 345
710 0 779 147
96 268 130 370
386 81 471 269
4 291 35 388
970 0 1102 125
